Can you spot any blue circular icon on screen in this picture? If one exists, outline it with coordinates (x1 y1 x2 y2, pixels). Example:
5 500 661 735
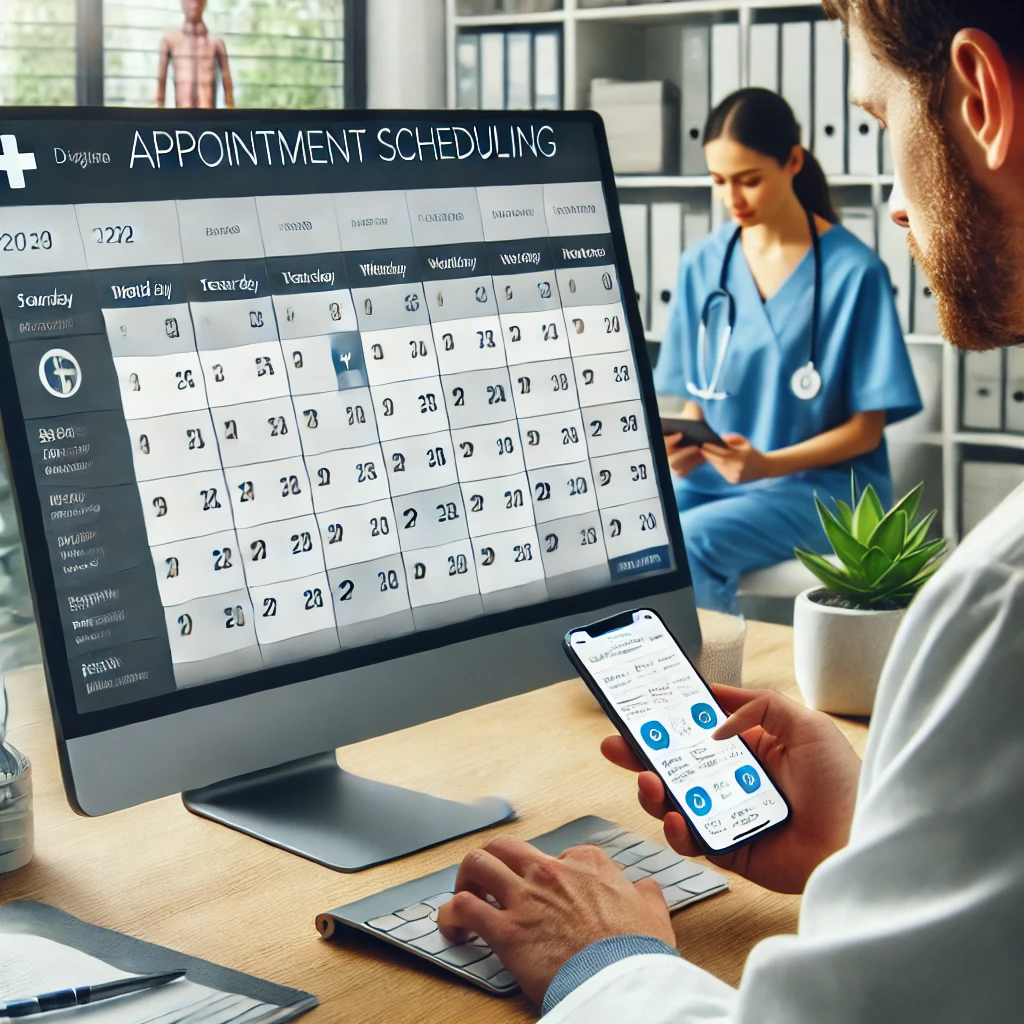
38 349 81 398
685 786 712 816
640 720 670 751
735 766 761 794
691 703 718 730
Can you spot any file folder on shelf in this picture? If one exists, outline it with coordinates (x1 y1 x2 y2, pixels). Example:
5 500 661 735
878 210 911 333
781 22 813 145
748 23 780 93
533 29 562 110
912 261 940 336
590 79 680 174
813 20 847 175
506 32 533 109
620 204 650 332
848 76 880 174
962 457 1024 534
456 34 480 109
840 205 876 251
1005 348 1024 433
480 32 506 109
683 205 712 251
650 202 683 339
881 128 894 174
961 349 1004 431
681 25 711 176
711 23 741 108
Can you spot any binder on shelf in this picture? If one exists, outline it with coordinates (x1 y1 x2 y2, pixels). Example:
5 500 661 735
781 22 813 146
681 25 710 176
456 34 480 109
813 20 847 175
878 210 912 333
533 29 562 110
683 205 712 251
748 23 780 93
961 349 1004 431
840 205 876 251
912 261 940 336
711 23 741 108
620 204 650 331
650 202 683 339
480 32 506 109
506 32 533 109
1005 348 1024 433
881 127 894 174
848 75 879 175
962 456 1024 535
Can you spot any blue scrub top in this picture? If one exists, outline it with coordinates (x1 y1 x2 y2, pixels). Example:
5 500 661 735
654 221 922 507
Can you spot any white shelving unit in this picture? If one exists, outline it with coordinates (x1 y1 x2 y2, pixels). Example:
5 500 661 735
445 0 1024 544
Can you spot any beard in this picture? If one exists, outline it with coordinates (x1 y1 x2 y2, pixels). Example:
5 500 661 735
905 105 1024 351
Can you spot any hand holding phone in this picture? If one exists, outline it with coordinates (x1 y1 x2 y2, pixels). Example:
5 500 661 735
660 417 725 448
565 609 790 856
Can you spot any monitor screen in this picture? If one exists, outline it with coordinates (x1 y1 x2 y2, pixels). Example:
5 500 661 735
0 110 686 742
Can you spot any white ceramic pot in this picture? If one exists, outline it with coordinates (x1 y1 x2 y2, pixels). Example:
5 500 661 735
793 588 907 717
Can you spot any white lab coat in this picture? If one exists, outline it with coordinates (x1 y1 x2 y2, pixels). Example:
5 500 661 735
548 484 1024 1023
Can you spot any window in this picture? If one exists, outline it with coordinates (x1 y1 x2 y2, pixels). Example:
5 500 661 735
103 0 347 109
0 0 77 105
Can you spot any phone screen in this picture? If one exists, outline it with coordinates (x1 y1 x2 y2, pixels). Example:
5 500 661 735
568 609 789 853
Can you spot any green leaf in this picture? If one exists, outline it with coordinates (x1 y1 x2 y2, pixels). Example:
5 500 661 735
849 469 861 509
889 481 924 530
872 538 947 595
887 562 944 604
815 495 867 570
905 510 938 551
859 546 894 583
868 509 908 560
852 484 884 544
794 548 873 602
832 498 855 532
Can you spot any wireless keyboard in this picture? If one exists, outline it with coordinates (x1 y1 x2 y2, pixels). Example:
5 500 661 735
316 815 728 996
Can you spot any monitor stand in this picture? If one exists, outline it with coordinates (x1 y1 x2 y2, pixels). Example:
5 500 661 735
182 751 515 872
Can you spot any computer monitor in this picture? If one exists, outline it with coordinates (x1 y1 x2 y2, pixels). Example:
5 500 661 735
0 108 699 871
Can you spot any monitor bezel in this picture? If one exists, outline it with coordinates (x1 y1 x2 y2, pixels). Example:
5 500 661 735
0 105 691 750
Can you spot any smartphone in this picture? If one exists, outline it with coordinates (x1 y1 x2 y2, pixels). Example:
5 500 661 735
660 417 725 448
564 608 790 855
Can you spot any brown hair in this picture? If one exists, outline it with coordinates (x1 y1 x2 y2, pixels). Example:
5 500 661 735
823 1 1024 98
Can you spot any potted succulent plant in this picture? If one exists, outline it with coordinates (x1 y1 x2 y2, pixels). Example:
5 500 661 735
792 474 947 716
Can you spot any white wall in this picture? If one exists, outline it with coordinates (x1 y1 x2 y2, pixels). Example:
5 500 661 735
366 0 447 109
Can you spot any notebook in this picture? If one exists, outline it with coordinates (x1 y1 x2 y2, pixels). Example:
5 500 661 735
0 902 317 1023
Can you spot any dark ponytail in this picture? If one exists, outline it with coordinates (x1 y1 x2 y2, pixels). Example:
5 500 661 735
702 87 838 224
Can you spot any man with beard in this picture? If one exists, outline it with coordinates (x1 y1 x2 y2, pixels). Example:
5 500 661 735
436 4 1024 1020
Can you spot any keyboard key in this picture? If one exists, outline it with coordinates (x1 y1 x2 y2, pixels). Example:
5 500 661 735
490 970 517 989
659 885 693 909
396 903 433 921
465 953 506 981
649 860 703 888
424 892 454 909
367 915 405 932
621 864 651 882
624 840 664 860
632 849 684 875
611 848 646 866
437 943 492 968
679 871 727 895
410 928 458 955
390 918 438 942
591 829 644 856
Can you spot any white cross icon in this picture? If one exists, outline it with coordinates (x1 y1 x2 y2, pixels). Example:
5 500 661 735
0 135 37 189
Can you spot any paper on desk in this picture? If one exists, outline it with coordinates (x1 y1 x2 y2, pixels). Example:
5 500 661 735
0 936 271 1023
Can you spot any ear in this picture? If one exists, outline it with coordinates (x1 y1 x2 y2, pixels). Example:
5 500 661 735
949 28 1015 171
788 144 805 176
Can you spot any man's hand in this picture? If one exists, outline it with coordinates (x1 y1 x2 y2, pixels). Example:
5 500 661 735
436 836 674 1007
700 434 769 484
602 685 861 894
665 434 705 477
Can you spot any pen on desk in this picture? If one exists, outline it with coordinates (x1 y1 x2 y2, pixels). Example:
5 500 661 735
0 969 186 1018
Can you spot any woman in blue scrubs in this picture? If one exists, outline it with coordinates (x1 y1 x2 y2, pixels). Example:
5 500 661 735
655 89 921 612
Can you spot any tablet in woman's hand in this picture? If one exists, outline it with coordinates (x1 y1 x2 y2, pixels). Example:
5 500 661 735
661 417 726 448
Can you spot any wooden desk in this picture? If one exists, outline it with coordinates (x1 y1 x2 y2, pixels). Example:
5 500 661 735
2 622 867 1023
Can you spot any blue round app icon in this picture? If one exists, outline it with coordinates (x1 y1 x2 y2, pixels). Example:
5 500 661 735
640 720 670 751
735 766 761 793
691 702 718 730
684 786 712 816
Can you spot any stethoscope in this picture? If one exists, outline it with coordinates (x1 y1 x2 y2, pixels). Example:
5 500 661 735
687 210 823 402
